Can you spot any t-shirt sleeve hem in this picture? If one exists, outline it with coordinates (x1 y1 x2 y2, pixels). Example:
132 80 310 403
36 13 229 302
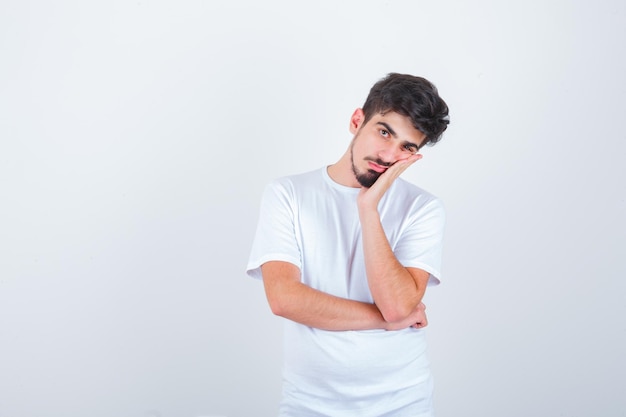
246 254 302 280
403 261 442 287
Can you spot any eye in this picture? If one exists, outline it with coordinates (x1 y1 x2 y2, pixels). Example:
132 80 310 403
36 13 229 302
403 144 418 154
379 129 390 138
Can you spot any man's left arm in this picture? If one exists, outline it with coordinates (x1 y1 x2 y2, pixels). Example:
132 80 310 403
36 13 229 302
357 154 430 323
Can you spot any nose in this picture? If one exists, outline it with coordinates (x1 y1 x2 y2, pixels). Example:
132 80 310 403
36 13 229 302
377 143 404 163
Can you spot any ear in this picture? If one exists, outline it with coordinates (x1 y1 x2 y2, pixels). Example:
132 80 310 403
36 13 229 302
349 108 365 134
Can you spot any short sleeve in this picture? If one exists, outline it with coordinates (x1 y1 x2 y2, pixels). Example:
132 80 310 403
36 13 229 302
394 198 446 286
246 179 302 280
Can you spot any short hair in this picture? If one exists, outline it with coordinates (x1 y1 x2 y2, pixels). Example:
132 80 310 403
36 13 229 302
362 73 450 147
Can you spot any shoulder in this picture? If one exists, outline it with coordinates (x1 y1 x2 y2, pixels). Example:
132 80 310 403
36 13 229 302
384 180 446 238
391 178 443 211
265 167 325 194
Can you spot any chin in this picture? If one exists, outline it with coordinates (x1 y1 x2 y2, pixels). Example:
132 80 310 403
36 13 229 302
356 170 380 188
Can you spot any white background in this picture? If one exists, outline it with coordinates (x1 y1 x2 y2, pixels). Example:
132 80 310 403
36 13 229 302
1 1 625 416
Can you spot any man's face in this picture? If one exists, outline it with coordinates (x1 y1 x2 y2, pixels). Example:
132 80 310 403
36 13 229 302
349 109 426 187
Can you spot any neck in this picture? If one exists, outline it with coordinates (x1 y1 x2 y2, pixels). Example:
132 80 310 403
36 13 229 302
327 150 360 188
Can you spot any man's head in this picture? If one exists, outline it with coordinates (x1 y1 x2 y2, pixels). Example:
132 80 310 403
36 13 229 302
329 73 450 188
344 73 450 188
361 73 449 148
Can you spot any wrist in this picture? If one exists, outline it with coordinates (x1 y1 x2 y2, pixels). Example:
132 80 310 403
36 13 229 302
357 202 379 217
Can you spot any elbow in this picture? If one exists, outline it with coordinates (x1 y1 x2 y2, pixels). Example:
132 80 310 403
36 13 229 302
379 294 425 324
380 303 415 324
266 294 290 318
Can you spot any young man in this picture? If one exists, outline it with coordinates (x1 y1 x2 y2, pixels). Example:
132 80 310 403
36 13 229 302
247 73 450 417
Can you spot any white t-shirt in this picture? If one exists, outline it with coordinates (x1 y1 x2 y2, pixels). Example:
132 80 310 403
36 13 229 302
247 167 445 417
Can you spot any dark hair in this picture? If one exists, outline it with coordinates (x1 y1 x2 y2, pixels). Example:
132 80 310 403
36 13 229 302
362 73 450 147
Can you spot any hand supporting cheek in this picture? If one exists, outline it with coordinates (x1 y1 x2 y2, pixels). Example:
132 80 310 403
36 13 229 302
357 153 422 212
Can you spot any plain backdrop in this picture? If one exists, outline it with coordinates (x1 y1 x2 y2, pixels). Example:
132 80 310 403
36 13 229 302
1 1 625 416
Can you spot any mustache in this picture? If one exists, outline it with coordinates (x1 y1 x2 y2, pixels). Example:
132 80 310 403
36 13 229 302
364 157 392 167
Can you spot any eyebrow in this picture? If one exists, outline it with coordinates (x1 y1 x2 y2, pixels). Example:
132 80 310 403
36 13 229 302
376 121 421 150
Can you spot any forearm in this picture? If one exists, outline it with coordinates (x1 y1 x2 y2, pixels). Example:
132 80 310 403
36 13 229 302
262 261 428 331
270 282 388 331
261 261 388 331
359 208 425 322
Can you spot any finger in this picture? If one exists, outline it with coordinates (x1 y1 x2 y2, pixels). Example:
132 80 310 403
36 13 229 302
384 154 422 178
395 153 422 166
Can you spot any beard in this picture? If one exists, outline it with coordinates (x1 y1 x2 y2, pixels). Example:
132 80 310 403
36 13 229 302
350 142 388 188
352 164 381 188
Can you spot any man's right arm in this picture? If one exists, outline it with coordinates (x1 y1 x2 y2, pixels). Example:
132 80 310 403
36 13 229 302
261 261 427 331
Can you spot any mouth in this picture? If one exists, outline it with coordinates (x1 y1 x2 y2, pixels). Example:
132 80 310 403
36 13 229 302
367 161 388 173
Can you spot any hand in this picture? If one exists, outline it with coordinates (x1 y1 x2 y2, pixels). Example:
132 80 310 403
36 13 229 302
357 154 422 212
385 302 428 331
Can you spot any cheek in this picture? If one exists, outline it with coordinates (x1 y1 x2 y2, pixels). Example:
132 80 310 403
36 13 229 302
353 136 375 158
